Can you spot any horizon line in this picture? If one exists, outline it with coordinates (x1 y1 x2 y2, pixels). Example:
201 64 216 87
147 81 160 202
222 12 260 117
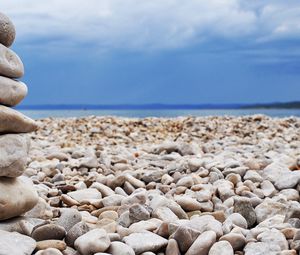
15 101 300 110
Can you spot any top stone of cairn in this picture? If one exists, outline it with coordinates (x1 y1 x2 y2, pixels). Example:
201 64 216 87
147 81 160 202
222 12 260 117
0 12 37 132
0 12 15 47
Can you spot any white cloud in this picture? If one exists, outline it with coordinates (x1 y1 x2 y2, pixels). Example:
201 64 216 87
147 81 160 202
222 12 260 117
258 3 300 42
1 0 300 51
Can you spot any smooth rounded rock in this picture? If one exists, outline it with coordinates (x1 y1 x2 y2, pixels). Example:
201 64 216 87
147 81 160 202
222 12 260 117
257 228 288 250
208 240 234 255
220 233 246 251
123 231 168 254
0 176 39 220
262 162 290 183
107 241 135 255
36 240 67 251
128 218 161 233
149 195 188 219
97 218 117 233
90 182 115 197
0 76 27 106
31 223 66 241
274 171 300 190
35 248 63 255
175 196 202 211
185 230 217 255
0 44 24 78
244 242 281 255
99 210 119 221
153 206 179 222
57 208 82 232
225 213 248 229
62 247 78 255
65 221 89 247
74 229 110 255
255 198 287 223
0 12 15 47
0 105 38 133
102 194 124 207
172 226 201 253
186 215 223 238
0 230 36 255
165 239 180 255
0 134 30 177
67 188 102 203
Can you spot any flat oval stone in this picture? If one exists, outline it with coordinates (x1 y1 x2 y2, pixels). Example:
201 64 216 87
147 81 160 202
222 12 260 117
0 105 38 133
36 240 67 251
0 176 39 220
0 76 27 106
0 134 30 177
0 44 24 78
0 12 15 47
67 188 102 203
31 224 66 241
123 231 168 254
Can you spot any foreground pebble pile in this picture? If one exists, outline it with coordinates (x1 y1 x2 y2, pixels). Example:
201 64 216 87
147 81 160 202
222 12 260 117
2 115 299 255
0 11 38 224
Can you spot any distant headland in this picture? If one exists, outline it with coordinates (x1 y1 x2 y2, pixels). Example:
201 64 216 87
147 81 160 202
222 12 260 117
16 101 300 110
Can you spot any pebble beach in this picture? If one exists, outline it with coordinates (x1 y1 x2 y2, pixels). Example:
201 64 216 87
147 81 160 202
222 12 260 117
4 115 298 255
1 8 300 255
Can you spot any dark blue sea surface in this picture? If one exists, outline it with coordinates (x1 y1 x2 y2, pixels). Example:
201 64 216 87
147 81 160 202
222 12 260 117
20 109 300 119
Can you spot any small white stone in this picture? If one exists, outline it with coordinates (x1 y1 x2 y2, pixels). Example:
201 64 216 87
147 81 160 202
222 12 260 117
123 231 168 254
74 229 110 255
208 240 234 255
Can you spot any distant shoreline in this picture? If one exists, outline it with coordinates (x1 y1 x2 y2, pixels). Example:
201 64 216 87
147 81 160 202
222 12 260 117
16 102 300 110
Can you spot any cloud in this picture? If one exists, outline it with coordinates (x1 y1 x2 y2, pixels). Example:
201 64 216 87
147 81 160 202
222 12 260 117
2 0 300 51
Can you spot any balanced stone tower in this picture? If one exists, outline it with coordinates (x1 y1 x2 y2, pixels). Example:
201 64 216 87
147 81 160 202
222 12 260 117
0 12 38 220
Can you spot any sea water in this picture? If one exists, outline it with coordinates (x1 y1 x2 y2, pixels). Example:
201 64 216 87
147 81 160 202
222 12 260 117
20 109 300 119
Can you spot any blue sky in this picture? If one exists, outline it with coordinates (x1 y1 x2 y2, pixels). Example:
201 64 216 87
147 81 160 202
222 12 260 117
2 0 300 105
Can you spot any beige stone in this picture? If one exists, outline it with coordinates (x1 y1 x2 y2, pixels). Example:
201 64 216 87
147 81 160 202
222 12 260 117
0 176 38 220
35 248 63 255
165 239 181 255
172 225 201 253
74 229 111 255
0 134 30 177
123 231 168 254
0 44 24 78
185 230 216 255
107 241 135 255
208 241 234 255
0 105 38 133
0 12 15 47
0 230 36 255
36 240 67 251
0 76 27 106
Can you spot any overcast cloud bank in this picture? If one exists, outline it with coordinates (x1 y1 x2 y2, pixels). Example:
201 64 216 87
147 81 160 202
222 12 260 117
2 0 300 50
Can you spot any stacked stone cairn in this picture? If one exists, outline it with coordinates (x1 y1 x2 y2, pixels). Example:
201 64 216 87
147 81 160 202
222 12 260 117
0 12 38 222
